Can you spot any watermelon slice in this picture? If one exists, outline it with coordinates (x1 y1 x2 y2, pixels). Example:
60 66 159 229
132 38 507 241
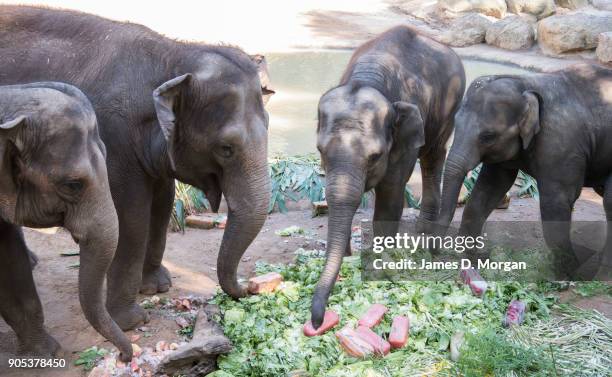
355 326 390 356
335 326 374 358
357 304 388 328
388 316 410 349
247 272 283 294
303 311 340 336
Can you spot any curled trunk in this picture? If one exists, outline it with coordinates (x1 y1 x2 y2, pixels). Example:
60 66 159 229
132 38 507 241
217 160 270 299
311 169 364 329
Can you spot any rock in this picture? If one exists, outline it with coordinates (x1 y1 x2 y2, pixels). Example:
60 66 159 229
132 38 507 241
156 310 232 376
486 15 535 50
507 0 555 19
438 0 507 18
597 32 612 62
555 0 589 9
591 0 612 11
538 12 612 54
440 13 494 46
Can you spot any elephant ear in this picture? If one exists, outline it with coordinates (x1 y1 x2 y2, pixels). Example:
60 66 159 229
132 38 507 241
518 91 541 150
390 101 424 163
250 54 275 105
153 74 192 172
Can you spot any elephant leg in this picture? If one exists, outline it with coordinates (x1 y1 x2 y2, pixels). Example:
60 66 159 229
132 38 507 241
0 221 60 357
106 176 153 331
595 175 612 280
140 179 175 294
459 165 518 262
415 147 446 234
539 181 582 279
460 165 518 236
373 157 417 239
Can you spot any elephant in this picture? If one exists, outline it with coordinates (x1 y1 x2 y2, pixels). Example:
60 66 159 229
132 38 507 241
0 82 131 360
0 5 274 331
436 63 612 280
311 26 466 328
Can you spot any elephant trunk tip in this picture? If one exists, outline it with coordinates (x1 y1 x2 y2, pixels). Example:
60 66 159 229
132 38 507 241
310 294 327 330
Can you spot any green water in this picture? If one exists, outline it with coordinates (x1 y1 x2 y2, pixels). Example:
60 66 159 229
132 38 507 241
265 51 531 156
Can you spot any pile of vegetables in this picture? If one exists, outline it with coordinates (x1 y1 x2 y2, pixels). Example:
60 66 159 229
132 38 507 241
209 249 611 377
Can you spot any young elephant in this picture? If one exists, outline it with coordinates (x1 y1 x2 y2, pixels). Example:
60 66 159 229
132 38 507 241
436 63 612 280
312 26 465 327
0 83 132 360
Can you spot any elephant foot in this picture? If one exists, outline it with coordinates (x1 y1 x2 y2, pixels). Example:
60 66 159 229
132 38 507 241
415 216 439 235
140 264 172 295
18 332 62 358
593 265 612 281
108 303 150 331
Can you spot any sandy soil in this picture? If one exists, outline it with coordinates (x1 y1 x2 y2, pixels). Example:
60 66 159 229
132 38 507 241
0 187 610 376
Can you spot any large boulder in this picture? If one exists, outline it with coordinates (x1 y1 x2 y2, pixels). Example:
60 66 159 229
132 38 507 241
555 0 589 9
597 32 612 62
538 12 612 54
507 0 556 19
440 13 494 46
438 0 507 18
591 0 612 11
485 15 536 49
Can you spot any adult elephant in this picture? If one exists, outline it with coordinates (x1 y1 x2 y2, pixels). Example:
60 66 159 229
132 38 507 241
312 26 465 328
0 82 131 360
436 64 612 280
0 6 273 330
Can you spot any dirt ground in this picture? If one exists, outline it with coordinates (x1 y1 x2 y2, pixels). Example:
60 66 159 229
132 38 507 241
0 185 610 376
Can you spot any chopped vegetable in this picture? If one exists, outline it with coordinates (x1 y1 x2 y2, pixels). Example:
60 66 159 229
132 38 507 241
460 268 488 296
503 299 527 327
357 303 388 328
335 326 374 358
247 272 283 294
355 326 390 356
303 310 339 337
388 316 410 349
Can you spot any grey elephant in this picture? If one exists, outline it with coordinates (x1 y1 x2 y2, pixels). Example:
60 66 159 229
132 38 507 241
311 26 466 328
436 63 612 280
0 82 131 360
0 5 274 330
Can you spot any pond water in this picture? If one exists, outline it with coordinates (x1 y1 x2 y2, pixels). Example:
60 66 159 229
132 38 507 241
265 51 531 156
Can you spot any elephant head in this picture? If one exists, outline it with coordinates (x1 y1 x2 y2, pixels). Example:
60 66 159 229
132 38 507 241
0 82 132 360
152 51 274 299
311 84 424 328
437 76 541 234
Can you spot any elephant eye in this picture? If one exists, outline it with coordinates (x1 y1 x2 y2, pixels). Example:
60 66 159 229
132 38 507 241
220 145 233 158
479 131 497 144
62 180 84 193
368 152 383 164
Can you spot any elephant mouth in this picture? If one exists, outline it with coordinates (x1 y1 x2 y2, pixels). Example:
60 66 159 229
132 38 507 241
201 174 222 212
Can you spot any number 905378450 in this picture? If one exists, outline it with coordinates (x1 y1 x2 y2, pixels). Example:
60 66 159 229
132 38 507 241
8 358 66 368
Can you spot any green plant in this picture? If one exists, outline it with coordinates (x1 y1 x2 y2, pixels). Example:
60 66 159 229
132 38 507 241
461 164 539 202
75 346 108 370
454 328 555 376
172 181 210 232
269 154 325 213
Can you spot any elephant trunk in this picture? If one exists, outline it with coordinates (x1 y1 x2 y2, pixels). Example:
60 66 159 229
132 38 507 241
437 148 479 235
70 192 132 361
311 167 364 329
217 159 270 299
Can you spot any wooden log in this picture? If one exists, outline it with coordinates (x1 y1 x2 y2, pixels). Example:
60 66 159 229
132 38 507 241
156 305 232 376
